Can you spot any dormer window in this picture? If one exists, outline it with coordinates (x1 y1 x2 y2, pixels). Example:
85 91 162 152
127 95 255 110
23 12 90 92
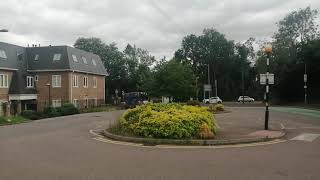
72 54 78 62
34 54 39 61
0 49 7 59
53 53 61 61
92 59 97 66
27 76 34 88
82 57 87 64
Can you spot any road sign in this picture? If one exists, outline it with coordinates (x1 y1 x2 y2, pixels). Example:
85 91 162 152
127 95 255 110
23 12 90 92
260 74 274 85
204 84 212 91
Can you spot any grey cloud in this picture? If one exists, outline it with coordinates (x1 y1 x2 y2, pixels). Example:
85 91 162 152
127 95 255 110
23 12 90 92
0 0 319 59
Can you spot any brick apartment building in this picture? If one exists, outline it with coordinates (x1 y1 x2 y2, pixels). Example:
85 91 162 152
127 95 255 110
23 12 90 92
0 42 108 116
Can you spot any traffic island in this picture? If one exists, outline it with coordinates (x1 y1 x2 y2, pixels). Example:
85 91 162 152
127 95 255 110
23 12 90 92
96 104 285 146
100 129 285 146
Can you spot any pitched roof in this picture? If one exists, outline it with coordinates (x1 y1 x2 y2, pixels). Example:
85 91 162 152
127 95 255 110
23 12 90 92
27 45 108 76
0 41 108 95
0 42 37 95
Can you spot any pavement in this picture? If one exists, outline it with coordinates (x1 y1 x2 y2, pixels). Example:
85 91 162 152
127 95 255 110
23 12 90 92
0 107 320 180
214 107 284 140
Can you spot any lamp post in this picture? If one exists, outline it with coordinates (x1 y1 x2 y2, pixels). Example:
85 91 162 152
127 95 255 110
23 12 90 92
46 83 51 107
304 63 307 105
264 44 272 130
0 29 8 32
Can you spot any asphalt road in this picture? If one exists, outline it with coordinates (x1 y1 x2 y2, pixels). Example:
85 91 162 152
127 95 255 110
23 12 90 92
0 107 319 180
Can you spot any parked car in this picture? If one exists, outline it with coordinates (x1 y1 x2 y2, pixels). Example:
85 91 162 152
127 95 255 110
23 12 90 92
203 97 222 104
238 96 255 102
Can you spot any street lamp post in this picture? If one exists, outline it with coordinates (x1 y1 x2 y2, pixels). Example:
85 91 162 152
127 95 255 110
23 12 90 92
264 44 272 130
304 63 307 105
46 83 51 107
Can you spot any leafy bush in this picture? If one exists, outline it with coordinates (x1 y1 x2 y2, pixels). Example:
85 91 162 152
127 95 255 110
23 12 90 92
117 103 217 139
186 100 200 106
208 104 225 112
0 116 6 123
20 110 43 120
57 103 79 116
42 104 79 118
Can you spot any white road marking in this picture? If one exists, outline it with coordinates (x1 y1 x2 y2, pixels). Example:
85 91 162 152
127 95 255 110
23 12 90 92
280 123 285 130
291 133 320 142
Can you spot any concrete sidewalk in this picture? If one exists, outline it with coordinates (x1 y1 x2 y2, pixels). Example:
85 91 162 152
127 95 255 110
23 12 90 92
214 107 284 140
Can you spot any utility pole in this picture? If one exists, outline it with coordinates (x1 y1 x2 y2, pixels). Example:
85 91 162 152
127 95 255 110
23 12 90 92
304 63 307 105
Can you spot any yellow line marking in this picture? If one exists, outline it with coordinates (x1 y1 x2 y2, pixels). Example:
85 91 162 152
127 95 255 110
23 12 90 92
90 130 287 149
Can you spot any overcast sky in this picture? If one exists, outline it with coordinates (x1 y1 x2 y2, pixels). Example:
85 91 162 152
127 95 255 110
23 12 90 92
1 0 319 59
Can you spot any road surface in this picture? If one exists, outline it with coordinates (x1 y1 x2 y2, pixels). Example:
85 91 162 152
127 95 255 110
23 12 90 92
0 107 319 180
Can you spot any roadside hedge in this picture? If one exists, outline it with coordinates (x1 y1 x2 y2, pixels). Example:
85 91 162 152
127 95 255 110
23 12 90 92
117 103 217 139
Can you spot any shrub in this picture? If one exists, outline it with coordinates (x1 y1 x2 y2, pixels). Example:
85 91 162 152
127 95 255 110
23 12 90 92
0 116 6 123
215 104 225 111
208 104 225 112
186 100 200 106
20 110 42 120
43 107 61 117
57 103 79 116
117 103 217 139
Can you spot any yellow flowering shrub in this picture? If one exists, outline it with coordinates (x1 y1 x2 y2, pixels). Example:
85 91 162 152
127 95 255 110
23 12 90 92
208 104 225 112
119 103 217 139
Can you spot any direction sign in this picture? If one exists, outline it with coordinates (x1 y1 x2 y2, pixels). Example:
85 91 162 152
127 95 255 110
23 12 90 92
204 84 212 91
260 74 274 85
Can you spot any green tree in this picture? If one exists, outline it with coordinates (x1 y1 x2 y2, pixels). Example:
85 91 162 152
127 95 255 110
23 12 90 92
143 59 196 101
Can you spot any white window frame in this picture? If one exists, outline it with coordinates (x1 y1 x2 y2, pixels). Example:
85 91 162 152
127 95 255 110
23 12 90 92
82 57 88 64
92 59 97 66
35 75 39 81
72 75 79 87
0 74 9 88
52 75 61 88
53 53 61 61
83 76 88 88
52 99 62 108
34 54 39 61
73 99 78 108
93 77 97 88
72 54 78 62
0 49 7 59
27 76 34 88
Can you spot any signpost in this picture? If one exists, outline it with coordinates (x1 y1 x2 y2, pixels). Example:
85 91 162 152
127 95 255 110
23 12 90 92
260 74 274 85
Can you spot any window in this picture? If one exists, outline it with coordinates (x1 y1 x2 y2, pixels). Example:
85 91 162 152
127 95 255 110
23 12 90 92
0 74 9 88
35 75 39 81
73 99 78 108
52 75 61 87
72 54 78 62
82 57 87 64
84 98 88 108
83 76 88 88
72 75 79 87
0 49 7 59
53 53 61 61
52 100 62 108
34 54 39 61
93 77 97 88
92 59 97 66
27 76 34 88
